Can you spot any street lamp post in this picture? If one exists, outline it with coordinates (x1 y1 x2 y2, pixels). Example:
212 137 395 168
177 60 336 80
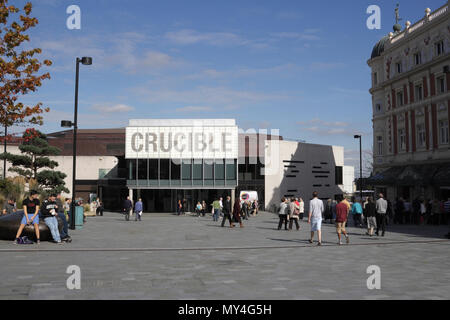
3 124 6 179
61 57 92 230
354 135 363 202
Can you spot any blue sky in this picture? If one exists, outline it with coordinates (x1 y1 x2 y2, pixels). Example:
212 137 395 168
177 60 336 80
10 0 447 175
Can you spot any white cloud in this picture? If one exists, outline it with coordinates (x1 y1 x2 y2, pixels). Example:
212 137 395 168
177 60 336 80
174 106 213 112
133 85 291 106
269 32 320 41
165 29 247 46
91 104 134 113
297 119 368 137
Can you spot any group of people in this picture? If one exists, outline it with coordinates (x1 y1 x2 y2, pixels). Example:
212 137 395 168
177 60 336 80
1 190 73 244
319 195 450 230
277 197 305 231
277 192 392 245
122 196 143 221
393 197 450 226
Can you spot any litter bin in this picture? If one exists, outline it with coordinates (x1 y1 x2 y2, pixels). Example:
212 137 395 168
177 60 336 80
75 206 84 229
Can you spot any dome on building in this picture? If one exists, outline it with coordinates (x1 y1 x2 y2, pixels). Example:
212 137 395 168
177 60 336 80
370 35 390 59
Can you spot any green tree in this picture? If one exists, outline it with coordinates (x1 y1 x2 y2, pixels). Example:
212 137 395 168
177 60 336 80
0 128 68 194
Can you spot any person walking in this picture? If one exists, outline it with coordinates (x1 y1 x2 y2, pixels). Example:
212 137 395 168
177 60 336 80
253 200 259 216
221 196 234 228
211 198 221 222
14 190 40 244
298 197 305 220
241 201 249 220
443 198 450 226
412 197 421 225
56 194 71 242
176 200 182 216
364 197 377 236
232 198 244 228
123 196 133 221
308 191 324 246
335 196 350 245
134 198 143 221
351 197 363 228
96 198 104 216
376 193 388 236
277 197 289 230
288 198 300 231
201 200 207 217
41 193 63 244
331 200 337 222
323 199 332 224
395 197 405 224
404 199 411 224
431 199 441 225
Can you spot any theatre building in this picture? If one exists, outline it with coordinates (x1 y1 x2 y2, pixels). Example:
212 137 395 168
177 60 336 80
367 2 450 201
1 118 354 213
125 119 239 212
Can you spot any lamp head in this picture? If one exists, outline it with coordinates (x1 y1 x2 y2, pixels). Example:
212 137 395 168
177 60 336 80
80 57 92 65
354 135 361 139
61 120 73 128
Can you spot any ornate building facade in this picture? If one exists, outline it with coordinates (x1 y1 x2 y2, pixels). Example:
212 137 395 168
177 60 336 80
368 2 450 200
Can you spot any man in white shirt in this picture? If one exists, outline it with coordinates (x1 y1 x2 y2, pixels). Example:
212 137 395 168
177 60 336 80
308 191 324 246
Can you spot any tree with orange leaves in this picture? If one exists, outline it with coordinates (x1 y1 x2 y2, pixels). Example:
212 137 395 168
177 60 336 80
0 0 52 142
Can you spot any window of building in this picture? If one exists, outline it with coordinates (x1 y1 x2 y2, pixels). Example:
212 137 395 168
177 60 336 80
138 159 147 180
373 72 378 86
439 120 449 144
204 159 214 180
127 159 136 180
148 159 158 180
159 159 169 180
396 62 402 74
398 128 406 150
193 159 202 180
181 159 191 180
414 84 423 101
414 52 422 65
375 103 382 113
226 159 236 180
417 124 426 148
214 159 224 180
437 76 446 94
397 91 403 106
335 166 343 185
171 160 181 180
377 136 383 155
436 40 445 56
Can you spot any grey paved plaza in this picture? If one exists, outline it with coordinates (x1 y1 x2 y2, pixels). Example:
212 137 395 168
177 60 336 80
0 211 449 300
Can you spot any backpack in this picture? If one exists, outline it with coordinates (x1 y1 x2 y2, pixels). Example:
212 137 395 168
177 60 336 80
18 236 34 244
286 204 292 216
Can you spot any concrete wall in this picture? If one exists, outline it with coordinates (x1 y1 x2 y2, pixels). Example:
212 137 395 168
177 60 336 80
264 140 347 212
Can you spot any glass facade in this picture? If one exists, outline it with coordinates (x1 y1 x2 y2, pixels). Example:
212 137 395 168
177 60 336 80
127 158 238 188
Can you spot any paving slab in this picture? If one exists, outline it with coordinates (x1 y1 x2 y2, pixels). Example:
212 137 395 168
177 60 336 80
0 211 449 299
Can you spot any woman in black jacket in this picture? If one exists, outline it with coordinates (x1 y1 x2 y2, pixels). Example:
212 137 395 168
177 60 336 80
364 197 377 236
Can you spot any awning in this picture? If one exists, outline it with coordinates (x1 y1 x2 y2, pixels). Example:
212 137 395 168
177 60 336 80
367 164 444 186
432 164 450 185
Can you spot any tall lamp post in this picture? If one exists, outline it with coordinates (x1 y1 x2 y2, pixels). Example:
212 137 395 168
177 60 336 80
354 135 363 202
61 57 92 230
